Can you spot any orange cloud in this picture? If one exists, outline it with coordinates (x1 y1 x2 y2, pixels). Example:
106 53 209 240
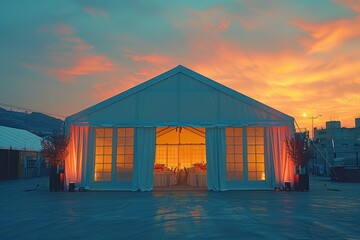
39 6 359 132
89 74 141 102
50 55 114 82
290 5 360 54
170 28 360 132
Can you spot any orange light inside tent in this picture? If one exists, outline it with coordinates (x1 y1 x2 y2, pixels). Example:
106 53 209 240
155 127 206 169
261 172 266 180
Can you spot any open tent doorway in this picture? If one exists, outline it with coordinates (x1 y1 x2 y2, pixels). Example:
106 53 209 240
154 127 207 190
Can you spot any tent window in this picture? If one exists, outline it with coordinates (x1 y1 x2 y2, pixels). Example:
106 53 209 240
226 128 244 181
247 127 265 181
116 128 134 181
94 128 113 181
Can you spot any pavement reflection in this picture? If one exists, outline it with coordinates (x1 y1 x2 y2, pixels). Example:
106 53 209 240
0 176 359 239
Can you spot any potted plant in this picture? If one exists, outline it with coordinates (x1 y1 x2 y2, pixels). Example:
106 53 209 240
41 133 70 191
286 132 311 191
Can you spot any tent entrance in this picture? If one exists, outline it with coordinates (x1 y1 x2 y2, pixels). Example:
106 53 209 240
154 127 207 190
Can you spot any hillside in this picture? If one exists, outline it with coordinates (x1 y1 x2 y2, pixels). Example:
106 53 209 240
0 107 64 137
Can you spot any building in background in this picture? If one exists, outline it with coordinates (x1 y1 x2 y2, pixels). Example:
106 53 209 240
0 125 46 180
312 118 360 176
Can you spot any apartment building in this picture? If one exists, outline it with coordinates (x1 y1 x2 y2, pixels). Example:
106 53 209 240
312 118 360 176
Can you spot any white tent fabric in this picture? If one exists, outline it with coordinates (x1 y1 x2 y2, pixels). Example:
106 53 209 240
0 125 42 151
132 127 156 191
65 125 89 187
266 126 294 187
206 127 228 191
66 65 293 129
65 65 295 191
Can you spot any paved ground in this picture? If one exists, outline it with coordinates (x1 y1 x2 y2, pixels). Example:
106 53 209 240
1 176 360 240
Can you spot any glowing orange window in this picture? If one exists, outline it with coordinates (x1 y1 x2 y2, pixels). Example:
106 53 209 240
226 127 244 181
247 127 265 181
116 128 134 181
94 128 113 181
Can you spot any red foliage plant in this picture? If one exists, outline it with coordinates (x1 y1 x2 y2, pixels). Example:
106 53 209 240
41 133 70 168
285 132 311 168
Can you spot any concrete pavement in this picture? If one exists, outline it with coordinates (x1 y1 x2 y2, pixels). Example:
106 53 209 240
1 176 359 239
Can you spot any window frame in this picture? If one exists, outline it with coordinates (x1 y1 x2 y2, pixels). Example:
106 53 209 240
93 127 134 183
116 128 134 181
225 127 266 183
94 127 114 182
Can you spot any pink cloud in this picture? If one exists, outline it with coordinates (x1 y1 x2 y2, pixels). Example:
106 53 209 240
32 23 116 82
334 0 360 13
129 53 172 65
186 6 231 33
63 36 85 44
54 24 74 35
84 6 108 18
73 44 94 51
134 66 173 79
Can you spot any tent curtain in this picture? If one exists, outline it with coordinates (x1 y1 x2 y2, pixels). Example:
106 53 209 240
65 125 89 186
266 126 294 188
132 127 156 191
206 127 228 191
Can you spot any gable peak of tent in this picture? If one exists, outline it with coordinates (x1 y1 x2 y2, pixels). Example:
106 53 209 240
66 65 294 124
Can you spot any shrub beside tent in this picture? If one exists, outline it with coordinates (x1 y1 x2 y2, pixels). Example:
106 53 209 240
286 132 311 191
41 133 69 191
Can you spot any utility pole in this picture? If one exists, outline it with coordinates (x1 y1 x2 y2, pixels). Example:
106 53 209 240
310 115 322 139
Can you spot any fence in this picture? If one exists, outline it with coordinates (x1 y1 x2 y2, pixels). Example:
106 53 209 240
332 151 359 166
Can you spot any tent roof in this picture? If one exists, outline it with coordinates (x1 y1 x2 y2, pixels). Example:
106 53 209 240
66 65 294 128
0 125 42 151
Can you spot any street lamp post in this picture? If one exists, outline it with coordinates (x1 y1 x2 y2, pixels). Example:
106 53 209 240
310 115 322 139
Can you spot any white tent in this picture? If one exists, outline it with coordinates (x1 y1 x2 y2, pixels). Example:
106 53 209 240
0 125 42 151
65 65 294 191
0 125 43 180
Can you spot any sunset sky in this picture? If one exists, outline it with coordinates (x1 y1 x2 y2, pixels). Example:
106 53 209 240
1 0 359 133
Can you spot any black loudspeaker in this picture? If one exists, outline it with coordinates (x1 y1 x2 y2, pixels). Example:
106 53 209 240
284 181 291 191
69 182 75 192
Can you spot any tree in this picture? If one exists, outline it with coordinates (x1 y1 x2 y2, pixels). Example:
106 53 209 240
286 132 311 174
41 133 70 170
